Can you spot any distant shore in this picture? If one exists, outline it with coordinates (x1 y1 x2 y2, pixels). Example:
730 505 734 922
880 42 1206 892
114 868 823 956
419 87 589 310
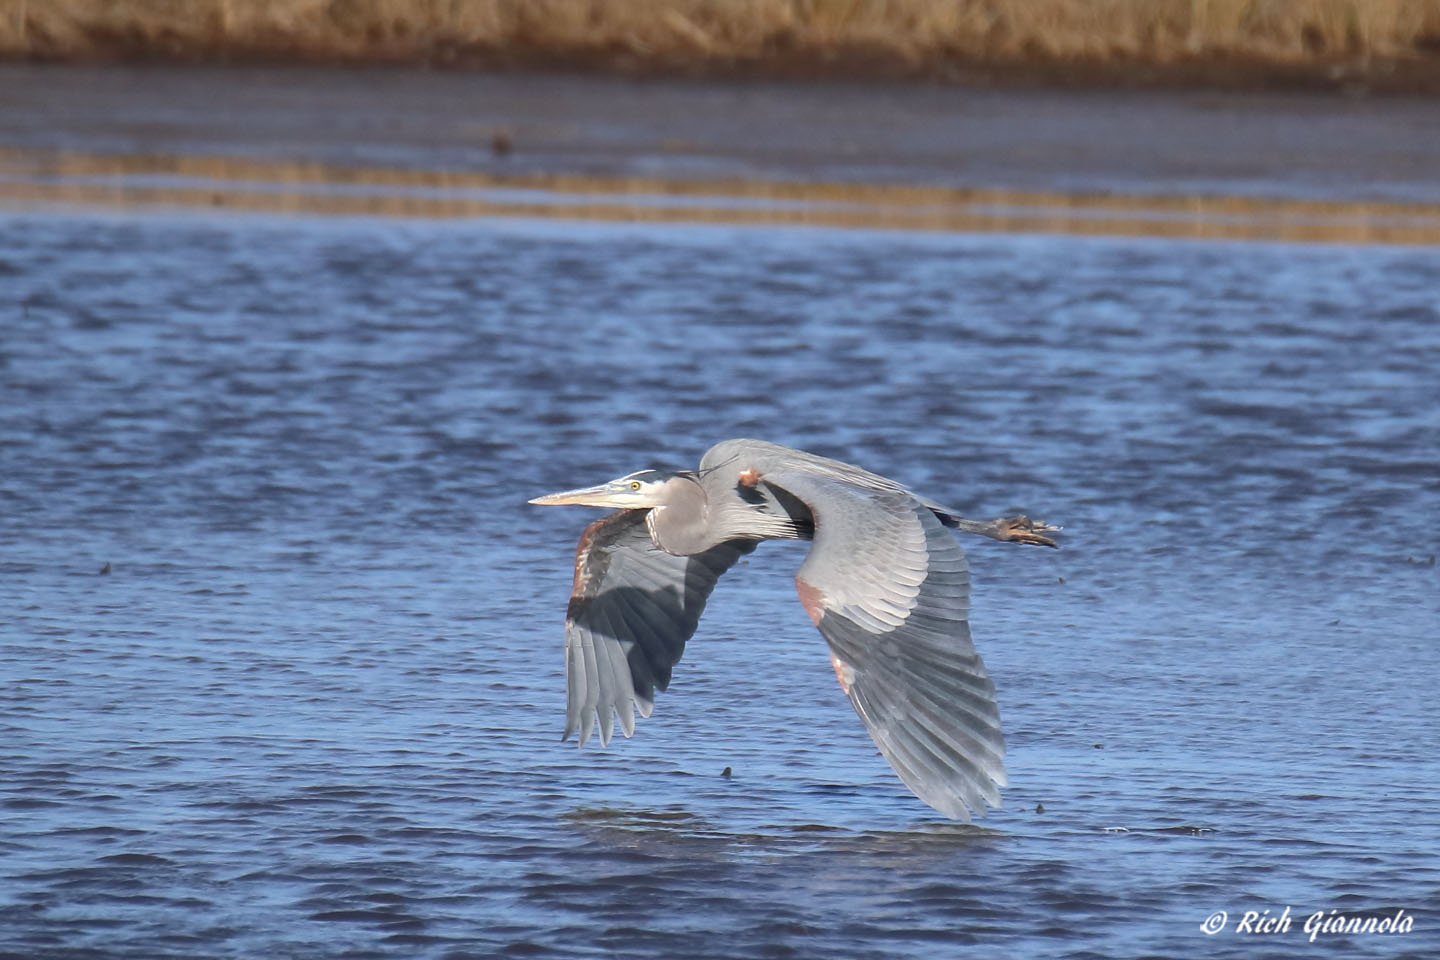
4 63 1440 210
4 0 1439 94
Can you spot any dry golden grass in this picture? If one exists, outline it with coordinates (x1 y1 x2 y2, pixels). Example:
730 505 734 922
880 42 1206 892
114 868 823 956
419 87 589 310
3 0 1439 86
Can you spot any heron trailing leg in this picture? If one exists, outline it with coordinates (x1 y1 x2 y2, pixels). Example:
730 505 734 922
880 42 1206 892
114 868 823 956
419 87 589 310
951 514 1061 548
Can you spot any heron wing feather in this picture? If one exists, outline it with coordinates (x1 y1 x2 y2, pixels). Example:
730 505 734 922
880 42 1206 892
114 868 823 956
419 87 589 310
563 510 755 747
758 468 1006 822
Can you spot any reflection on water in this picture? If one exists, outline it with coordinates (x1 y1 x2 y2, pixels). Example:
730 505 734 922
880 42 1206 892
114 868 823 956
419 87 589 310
4 146 1440 244
1 208 1437 958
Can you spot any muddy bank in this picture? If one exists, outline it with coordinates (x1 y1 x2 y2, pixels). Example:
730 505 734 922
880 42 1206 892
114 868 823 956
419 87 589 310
12 42 1440 97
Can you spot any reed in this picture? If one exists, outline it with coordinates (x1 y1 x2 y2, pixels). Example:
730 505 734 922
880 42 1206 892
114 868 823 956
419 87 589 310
3 0 1438 85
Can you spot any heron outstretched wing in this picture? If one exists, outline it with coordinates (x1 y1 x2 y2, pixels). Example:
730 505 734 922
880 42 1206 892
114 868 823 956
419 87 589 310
757 467 1007 822
563 510 756 747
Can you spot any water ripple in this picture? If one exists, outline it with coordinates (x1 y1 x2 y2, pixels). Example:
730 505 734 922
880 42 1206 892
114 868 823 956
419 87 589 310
1 212 1437 958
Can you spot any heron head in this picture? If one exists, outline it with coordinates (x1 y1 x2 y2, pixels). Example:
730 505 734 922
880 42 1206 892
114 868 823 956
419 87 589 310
528 469 683 509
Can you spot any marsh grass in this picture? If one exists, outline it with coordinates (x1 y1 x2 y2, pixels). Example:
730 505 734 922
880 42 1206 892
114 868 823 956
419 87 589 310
3 1 1439 86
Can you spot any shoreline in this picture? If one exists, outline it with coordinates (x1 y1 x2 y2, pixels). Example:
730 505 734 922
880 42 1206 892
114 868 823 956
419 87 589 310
6 47 1440 98
3 62 1440 242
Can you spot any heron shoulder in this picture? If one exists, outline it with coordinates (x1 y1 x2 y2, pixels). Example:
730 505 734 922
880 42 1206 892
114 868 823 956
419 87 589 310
700 439 906 495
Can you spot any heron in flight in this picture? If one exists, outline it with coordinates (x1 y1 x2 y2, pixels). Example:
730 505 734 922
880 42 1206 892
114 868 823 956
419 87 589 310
529 438 1058 821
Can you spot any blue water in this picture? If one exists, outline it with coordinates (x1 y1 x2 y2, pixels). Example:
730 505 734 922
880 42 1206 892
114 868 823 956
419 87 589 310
2 210 1438 958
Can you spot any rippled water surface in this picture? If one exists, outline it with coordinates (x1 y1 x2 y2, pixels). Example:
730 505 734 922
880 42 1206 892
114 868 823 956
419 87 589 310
3 210 1438 958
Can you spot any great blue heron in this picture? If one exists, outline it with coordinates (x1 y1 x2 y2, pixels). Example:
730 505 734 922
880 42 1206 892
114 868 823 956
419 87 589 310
530 438 1058 821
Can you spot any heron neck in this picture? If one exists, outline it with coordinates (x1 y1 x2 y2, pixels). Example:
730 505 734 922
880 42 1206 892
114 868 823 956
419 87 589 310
645 477 716 556
646 479 803 555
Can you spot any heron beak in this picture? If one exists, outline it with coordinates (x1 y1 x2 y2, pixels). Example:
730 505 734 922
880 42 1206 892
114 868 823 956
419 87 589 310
528 483 629 507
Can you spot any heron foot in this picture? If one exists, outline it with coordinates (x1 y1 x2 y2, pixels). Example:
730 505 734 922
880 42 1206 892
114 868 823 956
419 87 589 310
995 515 1061 547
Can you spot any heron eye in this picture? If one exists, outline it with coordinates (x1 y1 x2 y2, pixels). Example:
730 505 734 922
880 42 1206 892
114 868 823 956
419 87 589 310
629 481 641 491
